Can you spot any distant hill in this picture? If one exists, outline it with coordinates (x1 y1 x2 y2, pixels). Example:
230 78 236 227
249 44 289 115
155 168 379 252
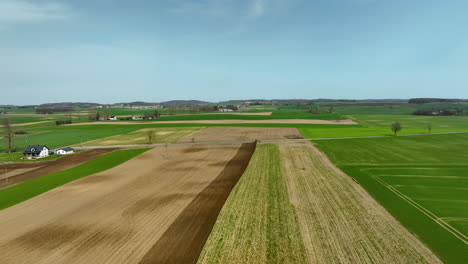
408 98 468 104
159 100 213 107
39 102 102 108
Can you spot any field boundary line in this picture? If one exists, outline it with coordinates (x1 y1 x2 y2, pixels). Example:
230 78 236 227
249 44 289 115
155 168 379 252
378 175 468 179
309 131 468 141
360 168 468 244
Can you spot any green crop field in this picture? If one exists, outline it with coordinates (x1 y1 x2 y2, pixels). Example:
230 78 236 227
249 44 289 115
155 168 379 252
314 134 468 263
198 144 307 264
320 103 467 115
299 114 468 138
0 148 149 210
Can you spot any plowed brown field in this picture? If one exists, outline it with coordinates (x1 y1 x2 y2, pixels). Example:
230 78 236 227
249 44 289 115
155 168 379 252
0 143 255 264
178 126 304 142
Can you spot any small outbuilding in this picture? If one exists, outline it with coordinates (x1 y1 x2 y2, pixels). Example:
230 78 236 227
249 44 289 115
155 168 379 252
23 145 50 159
56 147 74 155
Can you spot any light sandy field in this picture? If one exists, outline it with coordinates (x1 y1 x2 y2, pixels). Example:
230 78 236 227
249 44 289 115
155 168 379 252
79 127 202 146
178 126 304 142
69 119 356 125
0 143 255 264
11 121 50 126
199 143 441 263
280 142 441 263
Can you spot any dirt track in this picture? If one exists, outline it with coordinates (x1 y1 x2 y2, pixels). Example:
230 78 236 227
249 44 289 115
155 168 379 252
68 119 356 125
0 143 255 264
178 127 305 142
0 149 115 189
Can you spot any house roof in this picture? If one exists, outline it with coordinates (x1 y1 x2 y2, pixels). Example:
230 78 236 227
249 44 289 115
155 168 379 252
24 145 49 154
58 147 74 151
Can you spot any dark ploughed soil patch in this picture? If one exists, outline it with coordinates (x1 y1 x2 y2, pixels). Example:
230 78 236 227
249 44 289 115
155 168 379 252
138 142 256 264
0 149 116 189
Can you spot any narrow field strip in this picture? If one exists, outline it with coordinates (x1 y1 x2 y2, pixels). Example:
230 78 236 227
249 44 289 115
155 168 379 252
0 148 149 210
280 142 441 263
391 185 468 190
198 144 308 264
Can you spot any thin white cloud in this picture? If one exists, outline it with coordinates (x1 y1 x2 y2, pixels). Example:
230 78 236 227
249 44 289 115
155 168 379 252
168 0 269 19
249 0 266 19
0 0 71 24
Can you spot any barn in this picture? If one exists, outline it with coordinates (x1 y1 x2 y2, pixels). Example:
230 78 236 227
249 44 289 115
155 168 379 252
56 147 74 155
23 145 50 159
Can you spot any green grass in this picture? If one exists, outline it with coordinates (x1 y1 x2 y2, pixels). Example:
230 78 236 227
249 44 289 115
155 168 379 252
1 127 139 152
314 134 468 263
198 144 307 263
0 148 149 210
352 114 468 129
324 103 467 115
299 114 468 138
0 153 23 162
119 110 343 121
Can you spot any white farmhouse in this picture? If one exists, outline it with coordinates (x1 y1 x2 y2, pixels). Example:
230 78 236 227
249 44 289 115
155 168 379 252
56 147 74 155
23 145 50 159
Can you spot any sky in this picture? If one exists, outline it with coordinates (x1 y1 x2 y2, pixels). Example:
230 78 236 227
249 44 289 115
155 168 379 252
0 0 467 104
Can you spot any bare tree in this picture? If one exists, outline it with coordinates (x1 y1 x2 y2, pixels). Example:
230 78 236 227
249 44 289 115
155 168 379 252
147 130 154 144
390 121 402 136
154 110 161 119
1 118 14 153
168 106 177 115
427 124 432 134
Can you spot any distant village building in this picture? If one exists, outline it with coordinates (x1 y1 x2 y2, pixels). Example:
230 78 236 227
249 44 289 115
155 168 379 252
219 109 234 112
108 116 118 120
56 147 74 155
132 116 143 120
23 145 50 159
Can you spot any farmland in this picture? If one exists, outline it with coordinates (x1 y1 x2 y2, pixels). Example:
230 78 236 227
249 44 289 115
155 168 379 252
315 133 468 263
0 143 254 263
199 143 440 263
79 127 202 146
1 101 467 263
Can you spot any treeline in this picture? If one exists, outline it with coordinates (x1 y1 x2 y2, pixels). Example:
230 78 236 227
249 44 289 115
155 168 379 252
408 98 465 104
56 120 72 126
36 107 74 114
413 108 465 116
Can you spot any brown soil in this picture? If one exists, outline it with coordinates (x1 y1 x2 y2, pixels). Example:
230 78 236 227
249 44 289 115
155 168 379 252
138 143 256 264
0 143 255 264
68 119 356 125
178 126 305 142
0 149 115 189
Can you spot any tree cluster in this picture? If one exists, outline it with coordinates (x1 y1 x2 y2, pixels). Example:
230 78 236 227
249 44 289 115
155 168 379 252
413 109 458 116
36 107 74 114
408 98 461 104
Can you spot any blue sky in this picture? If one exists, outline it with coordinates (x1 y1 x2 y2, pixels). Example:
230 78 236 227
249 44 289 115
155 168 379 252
0 0 467 104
